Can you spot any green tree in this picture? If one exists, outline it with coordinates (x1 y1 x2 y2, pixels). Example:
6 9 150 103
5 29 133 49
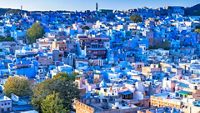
41 92 67 113
195 28 200 33
4 76 32 97
27 22 44 44
31 79 52 110
6 9 20 14
0 36 14 42
130 15 142 23
53 72 77 81
82 26 90 30
32 73 80 112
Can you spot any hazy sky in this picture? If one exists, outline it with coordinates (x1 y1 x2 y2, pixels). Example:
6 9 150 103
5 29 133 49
0 0 199 11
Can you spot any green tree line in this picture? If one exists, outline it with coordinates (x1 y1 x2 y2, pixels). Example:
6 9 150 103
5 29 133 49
4 73 80 113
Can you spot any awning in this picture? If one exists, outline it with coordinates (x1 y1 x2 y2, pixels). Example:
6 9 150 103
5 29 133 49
177 90 191 96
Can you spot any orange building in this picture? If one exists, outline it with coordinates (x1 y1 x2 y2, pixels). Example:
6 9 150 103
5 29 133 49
51 40 67 51
74 100 95 113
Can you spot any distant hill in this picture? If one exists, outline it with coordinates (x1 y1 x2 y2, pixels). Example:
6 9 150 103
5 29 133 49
0 3 199 16
0 8 70 16
0 8 26 16
185 3 200 16
0 8 10 15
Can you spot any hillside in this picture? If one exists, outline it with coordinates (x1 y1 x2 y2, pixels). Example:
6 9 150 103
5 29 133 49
0 8 10 15
185 3 200 16
0 8 26 15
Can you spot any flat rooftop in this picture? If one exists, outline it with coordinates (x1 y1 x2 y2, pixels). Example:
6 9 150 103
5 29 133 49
0 96 11 101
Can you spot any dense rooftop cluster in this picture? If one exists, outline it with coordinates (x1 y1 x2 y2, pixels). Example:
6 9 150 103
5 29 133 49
0 5 199 113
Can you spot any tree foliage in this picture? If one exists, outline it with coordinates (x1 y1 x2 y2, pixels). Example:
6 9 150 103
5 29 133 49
0 36 14 42
53 72 77 81
32 73 80 112
41 92 67 113
6 9 20 14
4 76 32 97
27 22 44 44
82 26 90 30
195 28 200 33
130 15 142 23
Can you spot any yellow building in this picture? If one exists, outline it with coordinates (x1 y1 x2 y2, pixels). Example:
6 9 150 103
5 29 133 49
150 93 182 109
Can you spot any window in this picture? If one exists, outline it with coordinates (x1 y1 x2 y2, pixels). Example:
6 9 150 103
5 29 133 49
104 89 107 92
138 65 142 68
59 54 62 57
102 99 107 103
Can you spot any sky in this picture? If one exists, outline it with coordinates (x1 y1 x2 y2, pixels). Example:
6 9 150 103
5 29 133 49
0 0 199 11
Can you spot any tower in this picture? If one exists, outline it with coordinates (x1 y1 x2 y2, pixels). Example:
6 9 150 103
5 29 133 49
20 5 23 16
96 3 98 11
